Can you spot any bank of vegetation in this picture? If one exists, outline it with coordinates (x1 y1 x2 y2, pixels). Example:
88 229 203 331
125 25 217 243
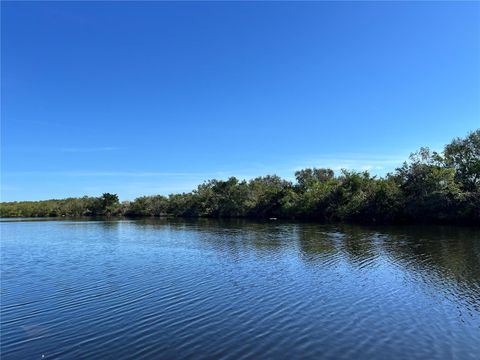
1 130 479 224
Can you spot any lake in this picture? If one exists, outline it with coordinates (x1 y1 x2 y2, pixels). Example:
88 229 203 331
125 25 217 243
1 219 479 359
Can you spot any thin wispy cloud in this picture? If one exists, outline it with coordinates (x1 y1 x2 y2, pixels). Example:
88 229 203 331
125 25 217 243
59 147 120 153
7 146 122 153
290 153 408 175
4 171 212 177
4 153 407 180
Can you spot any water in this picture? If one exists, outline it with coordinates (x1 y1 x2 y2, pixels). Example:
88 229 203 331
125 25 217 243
1 219 479 359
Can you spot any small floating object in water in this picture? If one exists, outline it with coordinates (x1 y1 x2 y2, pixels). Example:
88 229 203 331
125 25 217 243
269 217 277 220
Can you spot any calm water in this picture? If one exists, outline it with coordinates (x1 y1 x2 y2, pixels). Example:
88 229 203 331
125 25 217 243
1 219 479 359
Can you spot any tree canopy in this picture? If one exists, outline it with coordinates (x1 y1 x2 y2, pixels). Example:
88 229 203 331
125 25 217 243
1 130 478 224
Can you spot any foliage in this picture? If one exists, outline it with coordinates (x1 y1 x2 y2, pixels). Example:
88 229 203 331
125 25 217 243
444 129 480 192
1 129 478 224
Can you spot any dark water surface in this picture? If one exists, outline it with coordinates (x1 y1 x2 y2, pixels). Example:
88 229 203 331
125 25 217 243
1 219 479 359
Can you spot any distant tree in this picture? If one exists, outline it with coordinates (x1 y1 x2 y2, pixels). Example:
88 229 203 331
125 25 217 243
444 129 480 192
247 175 292 218
1 129 478 224
295 168 335 191
101 193 119 208
208 177 249 217
334 170 374 221
395 147 460 222
88 193 120 216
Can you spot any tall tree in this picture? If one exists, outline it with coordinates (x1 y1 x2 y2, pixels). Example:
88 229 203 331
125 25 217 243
444 129 480 192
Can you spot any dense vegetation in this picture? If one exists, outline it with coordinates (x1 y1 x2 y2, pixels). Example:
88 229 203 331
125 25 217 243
1 130 479 224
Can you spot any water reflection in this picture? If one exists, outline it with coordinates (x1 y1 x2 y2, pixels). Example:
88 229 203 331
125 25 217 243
1 219 479 359
128 219 480 295
145 220 480 308
379 225 480 311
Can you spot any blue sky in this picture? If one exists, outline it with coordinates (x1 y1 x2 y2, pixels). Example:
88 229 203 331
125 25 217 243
2 1 479 201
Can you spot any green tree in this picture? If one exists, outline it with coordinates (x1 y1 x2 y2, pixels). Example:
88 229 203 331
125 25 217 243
247 175 292 218
295 168 334 191
1 129 478 224
444 129 480 192
395 148 460 222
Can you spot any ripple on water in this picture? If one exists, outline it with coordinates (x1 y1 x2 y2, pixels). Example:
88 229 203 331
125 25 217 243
1 220 479 359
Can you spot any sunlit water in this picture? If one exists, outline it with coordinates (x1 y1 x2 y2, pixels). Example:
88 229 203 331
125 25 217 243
1 219 479 359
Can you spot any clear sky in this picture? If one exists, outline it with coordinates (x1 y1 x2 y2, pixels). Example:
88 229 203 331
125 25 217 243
1 1 479 201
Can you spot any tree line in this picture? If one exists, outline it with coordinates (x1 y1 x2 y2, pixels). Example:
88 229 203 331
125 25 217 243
1 130 479 224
